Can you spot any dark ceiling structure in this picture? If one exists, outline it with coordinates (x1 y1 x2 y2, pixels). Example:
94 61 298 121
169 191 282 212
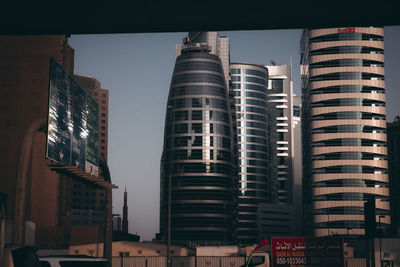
1 0 399 35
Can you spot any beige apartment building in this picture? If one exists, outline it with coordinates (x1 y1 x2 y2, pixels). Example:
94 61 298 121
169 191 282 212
300 27 390 240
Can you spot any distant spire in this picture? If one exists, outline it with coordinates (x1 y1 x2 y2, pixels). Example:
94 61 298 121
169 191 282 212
122 188 128 233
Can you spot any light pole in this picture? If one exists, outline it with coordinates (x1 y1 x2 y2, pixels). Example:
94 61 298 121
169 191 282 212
328 213 330 236
379 215 385 267
347 228 352 236
167 106 173 267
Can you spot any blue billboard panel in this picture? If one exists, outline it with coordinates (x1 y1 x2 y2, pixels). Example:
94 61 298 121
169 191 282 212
47 58 98 175
71 80 87 170
47 59 73 165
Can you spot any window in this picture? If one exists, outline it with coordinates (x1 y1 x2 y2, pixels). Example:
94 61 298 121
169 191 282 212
249 256 265 266
101 113 106 117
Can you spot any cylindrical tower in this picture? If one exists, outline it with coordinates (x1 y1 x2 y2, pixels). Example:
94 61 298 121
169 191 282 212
230 63 269 244
160 46 236 244
301 27 390 240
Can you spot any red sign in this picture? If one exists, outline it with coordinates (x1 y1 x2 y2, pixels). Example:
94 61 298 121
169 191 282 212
337 27 356 33
271 237 344 267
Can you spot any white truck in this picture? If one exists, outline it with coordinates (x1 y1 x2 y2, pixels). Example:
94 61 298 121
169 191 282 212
243 251 271 267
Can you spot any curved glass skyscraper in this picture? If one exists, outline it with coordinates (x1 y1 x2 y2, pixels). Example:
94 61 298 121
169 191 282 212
301 27 390 240
231 63 269 244
160 43 236 244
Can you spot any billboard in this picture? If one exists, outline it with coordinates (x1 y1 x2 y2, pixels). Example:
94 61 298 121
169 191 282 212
46 58 99 176
271 237 344 267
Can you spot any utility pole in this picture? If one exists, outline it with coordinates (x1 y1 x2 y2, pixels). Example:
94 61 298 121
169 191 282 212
167 105 173 267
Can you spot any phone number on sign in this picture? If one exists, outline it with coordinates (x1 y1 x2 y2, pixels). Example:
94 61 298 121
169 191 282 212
275 257 342 265
275 257 306 265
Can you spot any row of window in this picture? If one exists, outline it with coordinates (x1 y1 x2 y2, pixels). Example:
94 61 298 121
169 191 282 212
313 193 389 201
179 52 220 62
312 98 385 107
172 73 225 85
235 106 267 115
311 111 386 121
238 128 267 137
171 176 233 187
168 97 228 109
240 158 269 167
237 120 267 130
170 162 233 174
310 59 384 69
170 149 231 161
309 32 383 43
231 68 268 78
170 85 227 98
236 113 267 122
240 166 270 174
171 123 230 135
174 61 222 73
312 125 385 134
313 179 388 188
173 110 230 122
238 136 267 145
239 190 269 197
235 98 267 107
233 90 267 100
312 138 386 147
240 143 268 151
172 190 232 201
312 166 388 174
310 46 384 56
310 85 384 94
172 218 232 227
312 152 387 161
232 83 267 93
172 136 231 148
231 75 267 85
314 221 364 228
310 72 385 81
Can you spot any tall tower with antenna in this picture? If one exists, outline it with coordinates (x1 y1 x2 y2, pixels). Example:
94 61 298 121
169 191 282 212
122 187 128 233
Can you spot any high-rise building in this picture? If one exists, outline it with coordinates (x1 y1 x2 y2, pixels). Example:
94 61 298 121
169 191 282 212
160 32 237 244
230 63 269 244
265 63 295 205
388 116 400 235
74 75 109 161
300 27 390 240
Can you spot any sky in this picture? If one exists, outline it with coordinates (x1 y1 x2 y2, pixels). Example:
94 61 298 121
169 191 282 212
68 27 400 241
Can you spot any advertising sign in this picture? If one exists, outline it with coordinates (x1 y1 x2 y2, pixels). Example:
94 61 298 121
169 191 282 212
271 237 343 267
46 58 98 176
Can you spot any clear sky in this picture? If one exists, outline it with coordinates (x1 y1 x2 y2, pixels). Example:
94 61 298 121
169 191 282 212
69 27 400 241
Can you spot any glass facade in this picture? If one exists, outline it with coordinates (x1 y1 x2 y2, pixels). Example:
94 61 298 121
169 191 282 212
300 27 390 241
160 47 237 244
231 63 269 244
